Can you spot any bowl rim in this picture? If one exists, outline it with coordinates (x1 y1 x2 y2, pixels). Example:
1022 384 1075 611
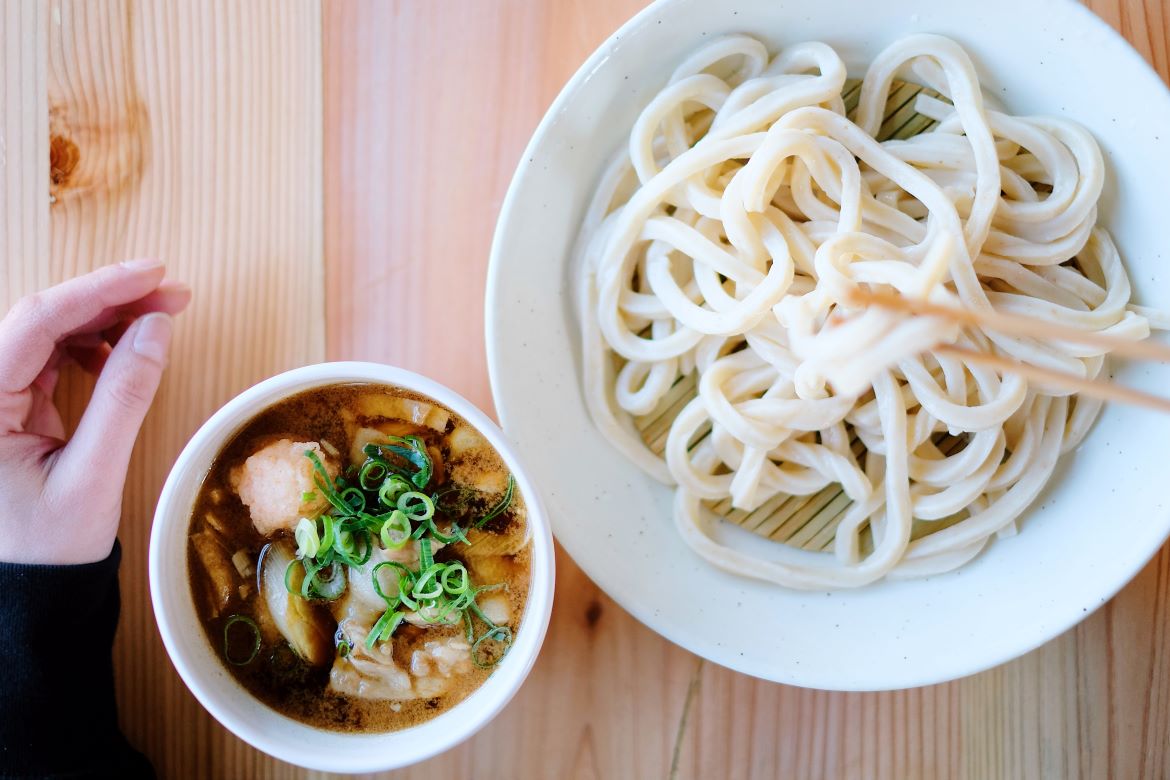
148 361 555 772
485 0 1170 691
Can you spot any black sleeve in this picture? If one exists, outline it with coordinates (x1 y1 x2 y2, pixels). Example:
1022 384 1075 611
0 541 154 779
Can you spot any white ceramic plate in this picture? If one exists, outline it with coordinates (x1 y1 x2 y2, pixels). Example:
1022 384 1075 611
486 0 1170 690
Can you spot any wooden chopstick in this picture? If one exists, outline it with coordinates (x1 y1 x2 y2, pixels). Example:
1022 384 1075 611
849 287 1170 364
840 287 1170 413
936 345 1170 415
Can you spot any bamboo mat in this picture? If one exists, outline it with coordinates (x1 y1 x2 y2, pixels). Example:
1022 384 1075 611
0 1 1166 778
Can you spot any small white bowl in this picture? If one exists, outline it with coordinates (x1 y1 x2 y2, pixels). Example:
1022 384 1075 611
149 362 555 773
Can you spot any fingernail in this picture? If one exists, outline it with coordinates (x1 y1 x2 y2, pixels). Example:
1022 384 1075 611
121 258 164 271
132 312 173 363
158 279 192 294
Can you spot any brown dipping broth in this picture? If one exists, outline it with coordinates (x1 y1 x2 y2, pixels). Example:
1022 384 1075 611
187 383 531 732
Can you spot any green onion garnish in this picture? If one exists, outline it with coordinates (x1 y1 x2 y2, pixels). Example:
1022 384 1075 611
299 558 323 599
474 475 515 529
397 581 420 612
397 491 435 522
294 448 518 656
335 528 355 555
379 510 412 549
329 524 372 567
310 561 347 600
471 625 512 669
371 560 410 604
294 517 320 559
431 484 472 515
358 460 388 491
412 564 445 601
284 557 346 601
363 435 432 489
223 614 262 666
319 515 335 552
366 608 406 650
305 450 351 514
340 487 366 513
378 474 411 507
440 562 469 595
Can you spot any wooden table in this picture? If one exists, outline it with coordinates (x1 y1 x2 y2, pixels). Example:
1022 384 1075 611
2 1 1167 777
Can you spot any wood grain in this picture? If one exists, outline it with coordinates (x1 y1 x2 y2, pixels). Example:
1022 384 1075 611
0 0 49 310
4 1 325 777
0 0 1166 778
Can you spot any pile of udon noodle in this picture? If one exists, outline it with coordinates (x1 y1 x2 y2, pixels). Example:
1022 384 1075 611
575 34 1163 589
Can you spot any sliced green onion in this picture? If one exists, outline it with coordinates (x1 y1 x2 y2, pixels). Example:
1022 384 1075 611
223 614 262 666
294 517 320 559
284 559 301 595
378 474 412 508
412 563 445 601
358 460 388 491
397 491 434 522
474 475 515 529
353 531 373 565
413 515 468 545
309 562 346 600
434 590 473 623
340 486 366 513
371 561 412 604
337 640 351 658
431 484 473 515
355 511 385 533
332 528 372 567
396 578 420 611
440 562 469 595
471 625 512 668
365 436 432 489
467 598 493 628
362 443 388 459
446 586 478 612
300 490 317 504
474 582 508 597
462 609 475 642
444 523 470 545
319 515 335 553
365 608 406 649
416 600 460 625
300 558 324 599
305 450 349 514
341 540 371 567
380 610 405 640
389 436 433 488
297 446 512 621
379 510 412 549
315 545 336 567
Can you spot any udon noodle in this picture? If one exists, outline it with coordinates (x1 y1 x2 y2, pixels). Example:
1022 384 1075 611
574 33 1160 589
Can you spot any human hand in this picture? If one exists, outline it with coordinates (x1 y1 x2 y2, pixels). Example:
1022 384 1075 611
0 260 191 564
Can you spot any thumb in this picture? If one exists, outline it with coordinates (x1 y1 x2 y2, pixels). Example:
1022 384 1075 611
52 312 173 507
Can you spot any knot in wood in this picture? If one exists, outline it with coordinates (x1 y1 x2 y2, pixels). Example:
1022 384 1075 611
49 134 80 187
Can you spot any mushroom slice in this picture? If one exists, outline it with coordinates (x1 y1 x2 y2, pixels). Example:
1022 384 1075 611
259 541 336 666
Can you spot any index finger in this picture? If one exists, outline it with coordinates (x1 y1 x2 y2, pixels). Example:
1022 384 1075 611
0 259 168 393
